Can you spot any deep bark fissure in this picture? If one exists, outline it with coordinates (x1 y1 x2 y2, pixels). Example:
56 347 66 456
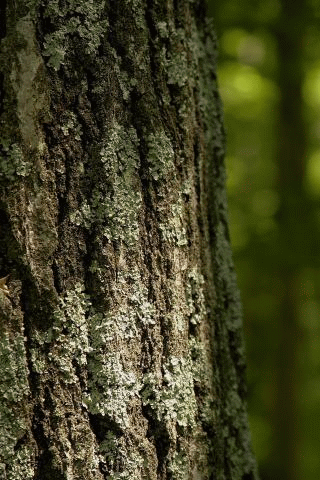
0 1 7 41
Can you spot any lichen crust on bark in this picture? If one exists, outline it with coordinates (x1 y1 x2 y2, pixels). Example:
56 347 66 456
0 1 259 479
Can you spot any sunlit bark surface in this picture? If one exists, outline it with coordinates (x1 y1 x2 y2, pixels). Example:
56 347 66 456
0 1 258 479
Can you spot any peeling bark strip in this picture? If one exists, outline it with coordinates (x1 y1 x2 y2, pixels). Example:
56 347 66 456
0 1 258 479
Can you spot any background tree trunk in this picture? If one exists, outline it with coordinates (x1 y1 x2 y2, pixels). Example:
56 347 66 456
0 1 258 479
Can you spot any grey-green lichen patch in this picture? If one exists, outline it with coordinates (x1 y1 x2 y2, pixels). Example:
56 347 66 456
88 272 156 346
85 351 141 428
0 327 30 465
121 0 147 32
99 432 145 480
142 356 197 429
29 284 105 477
69 199 91 229
59 111 83 140
95 185 142 246
99 121 140 176
159 196 188 247
166 50 188 88
31 283 91 382
0 331 30 403
189 337 205 384
82 263 159 477
5 445 34 480
70 122 142 247
186 266 216 428
89 307 138 345
156 21 169 39
186 268 206 327
42 0 108 70
167 450 190 480
163 27 195 89
49 284 91 375
189 336 215 429
162 260 190 334
0 139 31 180
116 63 137 101
85 267 155 429
84 351 141 429
146 130 175 181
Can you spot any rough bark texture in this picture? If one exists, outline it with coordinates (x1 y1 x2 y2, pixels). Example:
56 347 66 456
0 1 258 479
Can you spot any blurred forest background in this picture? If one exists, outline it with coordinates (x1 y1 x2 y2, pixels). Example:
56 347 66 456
207 1 320 479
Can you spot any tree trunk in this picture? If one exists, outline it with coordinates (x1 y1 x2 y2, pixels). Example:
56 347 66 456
271 1 310 478
0 1 258 479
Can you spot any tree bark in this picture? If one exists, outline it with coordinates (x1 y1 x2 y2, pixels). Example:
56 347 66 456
0 1 258 479
271 1 311 478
